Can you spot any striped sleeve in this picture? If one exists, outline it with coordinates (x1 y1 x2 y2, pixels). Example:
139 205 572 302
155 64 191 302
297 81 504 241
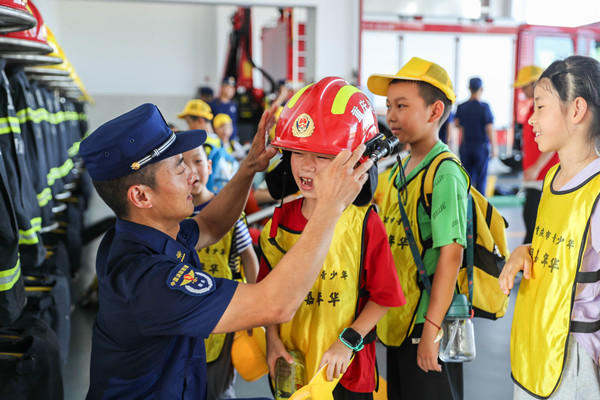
233 218 252 256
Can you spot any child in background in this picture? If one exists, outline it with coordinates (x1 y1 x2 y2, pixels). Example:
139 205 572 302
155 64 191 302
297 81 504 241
178 99 214 133
209 113 247 161
182 143 259 400
499 55 600 399
367 57 469 400
258 77 405 399
202 116 240 193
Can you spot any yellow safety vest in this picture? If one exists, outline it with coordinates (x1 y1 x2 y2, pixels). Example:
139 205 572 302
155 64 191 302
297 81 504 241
260 203 371 381
198 228 241 363
376 164 427 346
511 164 600 398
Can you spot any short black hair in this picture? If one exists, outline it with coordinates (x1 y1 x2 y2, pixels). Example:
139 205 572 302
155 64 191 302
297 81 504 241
92 163 159 219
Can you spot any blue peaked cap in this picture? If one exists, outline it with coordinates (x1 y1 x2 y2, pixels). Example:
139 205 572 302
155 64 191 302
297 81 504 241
469 77 483 90
80 103 207 181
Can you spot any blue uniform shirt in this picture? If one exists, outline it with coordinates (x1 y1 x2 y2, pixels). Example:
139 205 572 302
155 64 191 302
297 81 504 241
87 218 238 400
455 99 494 145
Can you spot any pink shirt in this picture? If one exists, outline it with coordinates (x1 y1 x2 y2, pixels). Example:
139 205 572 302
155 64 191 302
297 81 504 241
554 158 600 364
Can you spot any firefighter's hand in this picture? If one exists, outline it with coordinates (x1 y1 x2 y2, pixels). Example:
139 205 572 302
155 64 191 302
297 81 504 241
242 108 278 174
499 244 532 295
266 332 293 380
319 340 353 381
313 145 372 214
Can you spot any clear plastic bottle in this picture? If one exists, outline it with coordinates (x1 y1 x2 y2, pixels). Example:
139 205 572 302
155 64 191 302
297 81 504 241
439 317 476 362
274 350 306 399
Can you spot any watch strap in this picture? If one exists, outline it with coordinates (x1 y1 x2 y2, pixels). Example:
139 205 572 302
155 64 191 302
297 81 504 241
339 327 364 351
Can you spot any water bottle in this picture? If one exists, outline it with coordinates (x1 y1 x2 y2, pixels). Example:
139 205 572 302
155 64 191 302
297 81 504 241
274 350 306 400
439 317 476 362
438 294 476 363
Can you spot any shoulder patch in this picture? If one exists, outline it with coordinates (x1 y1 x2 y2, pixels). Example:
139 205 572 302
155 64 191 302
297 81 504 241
166 262 215 296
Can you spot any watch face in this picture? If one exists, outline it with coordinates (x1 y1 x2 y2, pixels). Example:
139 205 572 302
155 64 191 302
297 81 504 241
342 328 362 347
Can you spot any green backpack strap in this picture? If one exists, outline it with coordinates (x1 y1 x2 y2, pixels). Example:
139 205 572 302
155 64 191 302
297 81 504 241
421 151 471 212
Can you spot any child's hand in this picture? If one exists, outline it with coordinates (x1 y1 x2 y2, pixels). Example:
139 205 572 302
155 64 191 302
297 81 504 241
318 340 353 381
417 330 442 373
265 333 293 380
499 244 533 295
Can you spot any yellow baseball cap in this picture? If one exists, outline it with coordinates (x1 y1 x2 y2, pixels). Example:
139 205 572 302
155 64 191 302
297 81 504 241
513 65 543 88
367 57 456 103
212 113 232 129
177 99 213 120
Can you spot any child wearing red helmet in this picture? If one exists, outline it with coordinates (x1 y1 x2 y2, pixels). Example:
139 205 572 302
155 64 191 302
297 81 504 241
258 77 405 399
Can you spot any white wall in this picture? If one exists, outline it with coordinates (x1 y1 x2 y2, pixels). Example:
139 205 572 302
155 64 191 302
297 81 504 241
361 30 515 129
35 0 359 131
36 1 229 129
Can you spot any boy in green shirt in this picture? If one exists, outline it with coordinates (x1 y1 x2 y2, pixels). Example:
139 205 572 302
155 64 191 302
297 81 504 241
368 57 469 399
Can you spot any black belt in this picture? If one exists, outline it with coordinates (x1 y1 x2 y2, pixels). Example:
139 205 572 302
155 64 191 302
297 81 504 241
571 319 600 333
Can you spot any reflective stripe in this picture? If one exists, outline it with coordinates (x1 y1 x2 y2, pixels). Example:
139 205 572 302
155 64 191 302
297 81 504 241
0 116 21 135
68 141 80 158
30 217 42 231
15 107 45 124
0 258 21 291
65 111 79 121
47 167 57 186
51 111 65 124
48 166 63 186
331 85 361 115
58 158 74 178
286 83 314 109
37 187 53 207
36 108 51 123
19 226 39 245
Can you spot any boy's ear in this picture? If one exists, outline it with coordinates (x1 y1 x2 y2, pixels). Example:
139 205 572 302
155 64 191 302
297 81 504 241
428 100 445 124
127 184 153 210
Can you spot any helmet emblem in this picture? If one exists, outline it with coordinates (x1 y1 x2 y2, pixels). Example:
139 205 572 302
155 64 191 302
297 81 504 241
292 113 315 138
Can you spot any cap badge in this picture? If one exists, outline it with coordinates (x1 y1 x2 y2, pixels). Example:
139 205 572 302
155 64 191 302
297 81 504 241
292 113 314 138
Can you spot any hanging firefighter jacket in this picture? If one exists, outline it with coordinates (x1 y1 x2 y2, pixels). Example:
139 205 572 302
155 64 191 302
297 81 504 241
0 58 45 269
0 142 25 327
8 68 54 228
45 86 74 187
30 80 65 198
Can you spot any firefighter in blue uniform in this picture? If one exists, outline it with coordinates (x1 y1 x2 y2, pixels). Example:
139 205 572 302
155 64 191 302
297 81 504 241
79 103 372 399
454 77 498 195
210 76 239 139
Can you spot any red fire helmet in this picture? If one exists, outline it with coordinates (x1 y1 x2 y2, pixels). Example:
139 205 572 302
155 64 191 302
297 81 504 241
0 0 36 33
0 0 51 54
271 77 378 156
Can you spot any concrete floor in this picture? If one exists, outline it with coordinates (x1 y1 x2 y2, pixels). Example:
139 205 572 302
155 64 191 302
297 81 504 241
63 166 525 400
